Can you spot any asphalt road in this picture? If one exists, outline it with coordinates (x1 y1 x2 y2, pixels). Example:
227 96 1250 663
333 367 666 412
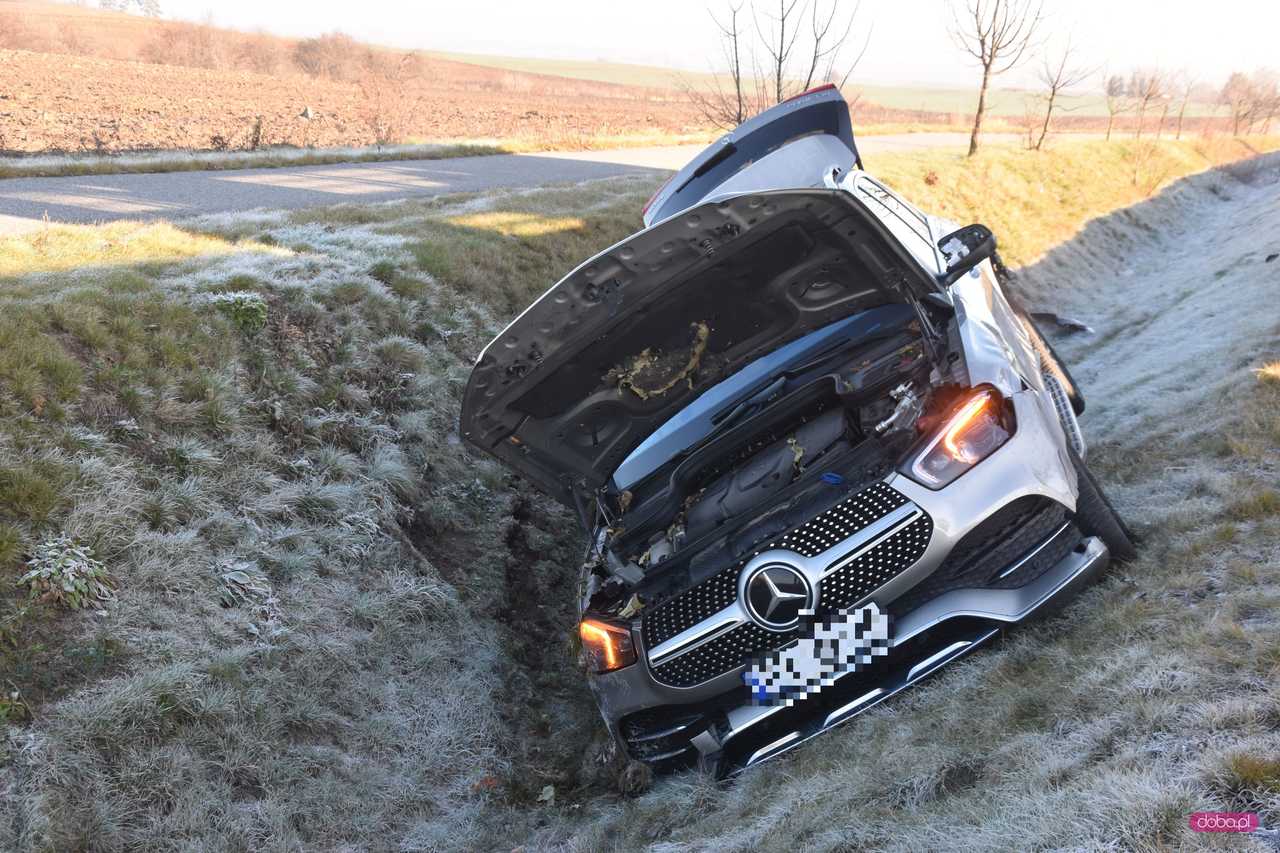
0 132 1017 234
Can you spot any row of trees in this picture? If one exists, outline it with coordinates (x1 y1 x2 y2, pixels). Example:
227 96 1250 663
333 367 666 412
693 0 1277 157
1220 71 1280 136
685 0 871 128
1098 71 1198 143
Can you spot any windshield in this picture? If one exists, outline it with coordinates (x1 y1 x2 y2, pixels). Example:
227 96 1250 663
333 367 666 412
611 304 916 490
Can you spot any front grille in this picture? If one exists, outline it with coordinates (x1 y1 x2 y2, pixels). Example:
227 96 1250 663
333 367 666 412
817 513 933 611
650 622 796 688
642 482 909 651
643 481 930 688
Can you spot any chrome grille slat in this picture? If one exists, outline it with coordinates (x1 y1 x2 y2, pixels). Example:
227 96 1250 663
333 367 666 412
647 608 745 666
816 514 933 612
906 641 972 679
639 744 693 762
746 731 801 767
819 503 922 576
629 721 696 743
650 622 791 687
823 688 884 728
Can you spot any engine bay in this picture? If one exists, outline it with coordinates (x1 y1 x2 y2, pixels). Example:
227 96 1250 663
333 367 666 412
579 308 972 619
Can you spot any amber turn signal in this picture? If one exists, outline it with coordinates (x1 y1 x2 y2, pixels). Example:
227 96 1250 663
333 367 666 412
579 618 637 674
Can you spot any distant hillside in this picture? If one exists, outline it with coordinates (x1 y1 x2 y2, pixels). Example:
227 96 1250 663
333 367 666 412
425 50 1223 121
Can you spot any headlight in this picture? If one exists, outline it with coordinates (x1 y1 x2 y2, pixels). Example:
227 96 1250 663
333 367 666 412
579 618 637 673
900 387 1014 489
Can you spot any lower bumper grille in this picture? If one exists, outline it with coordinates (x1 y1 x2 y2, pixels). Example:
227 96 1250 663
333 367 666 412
890 497 1073 617
620 708 706 767
645 535 1110 778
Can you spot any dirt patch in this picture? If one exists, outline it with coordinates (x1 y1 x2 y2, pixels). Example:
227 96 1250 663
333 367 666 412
0 47 706 155
490 492 626 804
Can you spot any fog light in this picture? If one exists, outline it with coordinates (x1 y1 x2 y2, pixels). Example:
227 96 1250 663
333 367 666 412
901 387 1014 489
579 618 637 673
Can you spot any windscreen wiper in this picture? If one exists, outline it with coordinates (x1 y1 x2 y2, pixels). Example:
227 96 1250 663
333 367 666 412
710 375 787 431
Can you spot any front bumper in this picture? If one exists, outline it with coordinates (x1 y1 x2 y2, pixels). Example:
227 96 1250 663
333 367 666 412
586 390 1095 776
704 534 1108 775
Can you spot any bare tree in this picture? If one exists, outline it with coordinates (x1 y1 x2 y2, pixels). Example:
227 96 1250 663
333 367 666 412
1249 70 1280 134
799 0 868 91
950 0 1044 157
1103 73 1129 141
1220 72 1253 136
684 3 750 127
755 0 804 106
685 0 870 129
1127 69 1167 139
1032 39 1092 150
1171 71 1197 140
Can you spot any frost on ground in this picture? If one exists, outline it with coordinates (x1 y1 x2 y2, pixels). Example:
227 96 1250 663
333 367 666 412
2 158 1279 852
0 176 658 852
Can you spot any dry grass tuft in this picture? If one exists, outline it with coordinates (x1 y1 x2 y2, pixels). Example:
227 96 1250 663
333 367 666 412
872 136 1280 267
0 174 659 852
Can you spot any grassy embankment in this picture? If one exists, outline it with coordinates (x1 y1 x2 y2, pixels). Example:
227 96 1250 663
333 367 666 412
0 137 1275 850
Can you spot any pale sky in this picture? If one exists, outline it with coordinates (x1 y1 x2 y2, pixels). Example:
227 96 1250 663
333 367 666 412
159 0 1277 90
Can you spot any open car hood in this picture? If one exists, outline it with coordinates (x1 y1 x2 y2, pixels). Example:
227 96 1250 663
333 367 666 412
460 187 944 508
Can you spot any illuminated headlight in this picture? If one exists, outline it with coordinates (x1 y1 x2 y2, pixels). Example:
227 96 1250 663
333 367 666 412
900 387 1015 489
579 618 637 674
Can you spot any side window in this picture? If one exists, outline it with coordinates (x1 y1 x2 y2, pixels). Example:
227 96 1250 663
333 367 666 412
853 178 940 273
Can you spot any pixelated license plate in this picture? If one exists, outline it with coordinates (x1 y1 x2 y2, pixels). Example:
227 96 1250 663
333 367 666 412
744 603 892 707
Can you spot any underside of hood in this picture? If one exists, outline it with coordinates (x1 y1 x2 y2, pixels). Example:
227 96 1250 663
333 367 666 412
460 188 944 508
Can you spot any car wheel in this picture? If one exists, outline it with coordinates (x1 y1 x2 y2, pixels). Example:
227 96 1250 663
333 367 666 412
1067 444 1137 562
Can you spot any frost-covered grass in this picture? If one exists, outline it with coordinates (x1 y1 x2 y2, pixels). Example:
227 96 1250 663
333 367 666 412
2 146 1279 852
0 177 658 851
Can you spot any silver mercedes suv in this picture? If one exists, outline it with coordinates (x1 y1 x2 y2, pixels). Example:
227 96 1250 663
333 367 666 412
460 85 1134 778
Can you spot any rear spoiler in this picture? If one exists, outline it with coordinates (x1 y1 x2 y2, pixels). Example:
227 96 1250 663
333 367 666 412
643 84 861 228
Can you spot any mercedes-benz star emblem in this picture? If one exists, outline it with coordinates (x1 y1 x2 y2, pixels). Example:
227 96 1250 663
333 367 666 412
744 565 812 631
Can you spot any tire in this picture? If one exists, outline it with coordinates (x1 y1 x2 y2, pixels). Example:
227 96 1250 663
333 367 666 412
1067 444 1137 562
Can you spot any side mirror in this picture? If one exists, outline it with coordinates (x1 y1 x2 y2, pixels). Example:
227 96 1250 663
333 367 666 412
936 224 996 285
